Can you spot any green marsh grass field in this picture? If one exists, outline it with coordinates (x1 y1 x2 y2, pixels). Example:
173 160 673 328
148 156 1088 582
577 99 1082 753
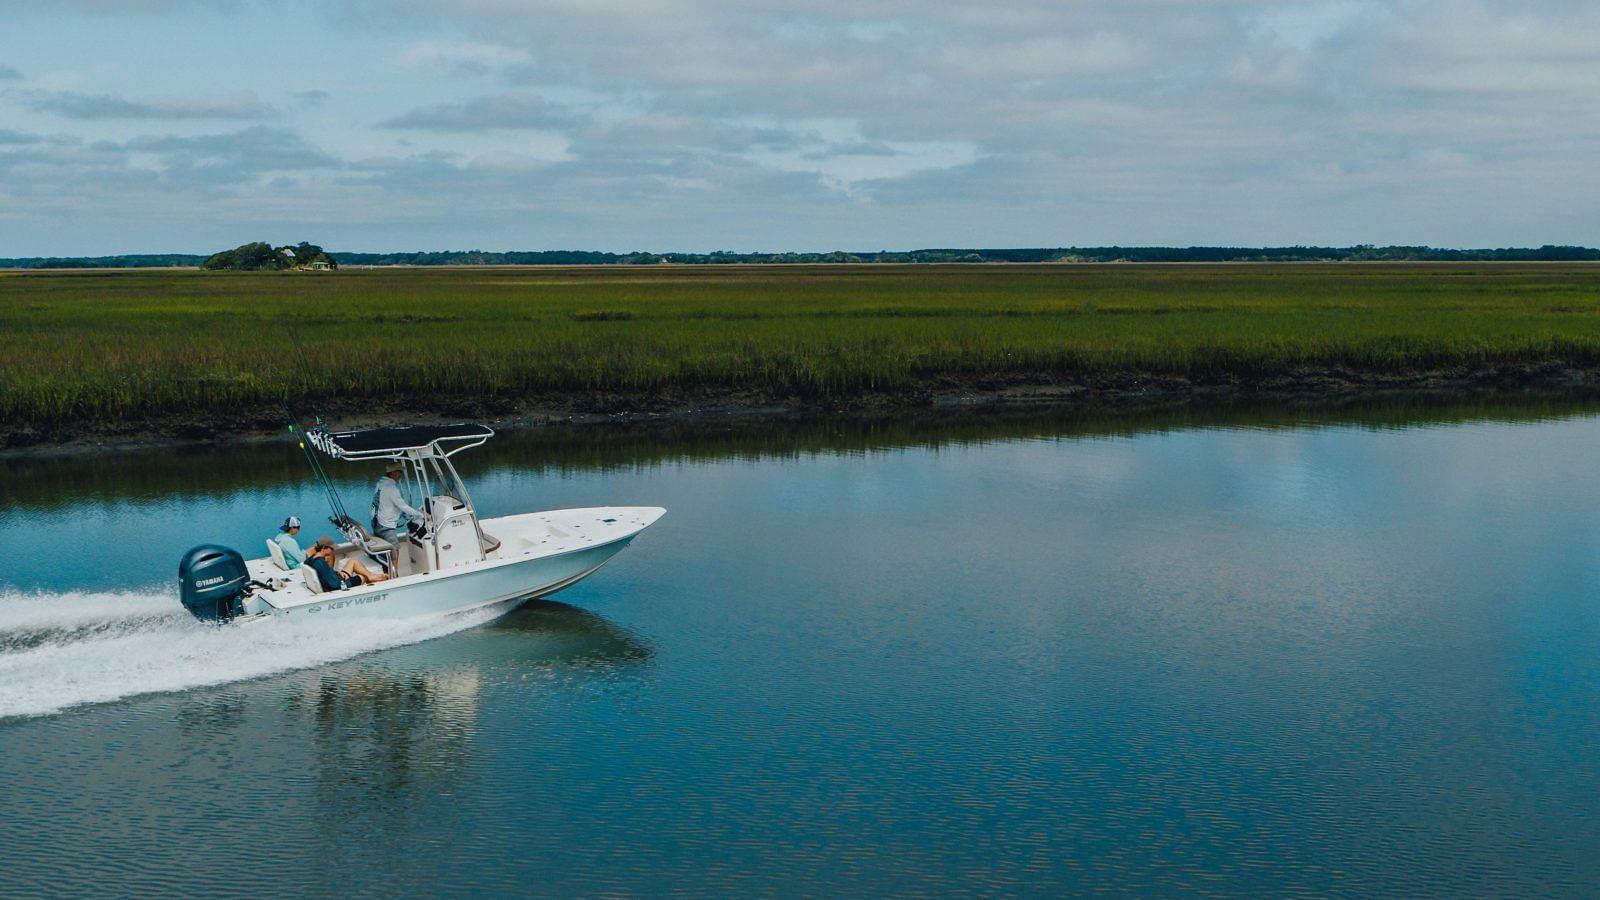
5 263 1600 434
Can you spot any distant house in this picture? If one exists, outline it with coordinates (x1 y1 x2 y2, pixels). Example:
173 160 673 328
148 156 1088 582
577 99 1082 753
309 260 332 270
280 247 297 261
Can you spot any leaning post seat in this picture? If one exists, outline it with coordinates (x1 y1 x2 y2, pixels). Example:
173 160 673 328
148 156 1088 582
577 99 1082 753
265 539 290 571
344 521 398 574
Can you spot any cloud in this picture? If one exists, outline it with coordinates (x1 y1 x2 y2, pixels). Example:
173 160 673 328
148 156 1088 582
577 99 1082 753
18 89 275 120
752 136 981 196
1220 40 1313 90
396 39 534 75
1357 1 1600 95
377 93 578 131
0 126 345 244
4 0 1600 253
121 126 338 173
572 115 800 157
0 0 203 7
0 128 42 145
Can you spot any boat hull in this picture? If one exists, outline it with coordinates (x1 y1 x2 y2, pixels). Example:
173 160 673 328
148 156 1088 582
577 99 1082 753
262 536 637 620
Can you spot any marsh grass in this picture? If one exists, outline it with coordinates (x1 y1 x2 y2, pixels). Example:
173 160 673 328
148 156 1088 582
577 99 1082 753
5 263 1600 426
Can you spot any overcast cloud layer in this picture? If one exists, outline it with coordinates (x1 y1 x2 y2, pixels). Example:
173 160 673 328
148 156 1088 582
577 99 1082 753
1 0 1597 255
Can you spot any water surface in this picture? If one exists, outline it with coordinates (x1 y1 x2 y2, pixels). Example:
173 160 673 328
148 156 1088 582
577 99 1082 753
4 402 1600 895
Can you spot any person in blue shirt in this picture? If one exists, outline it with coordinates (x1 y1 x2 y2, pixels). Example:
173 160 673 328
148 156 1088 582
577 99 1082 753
272 516 306 569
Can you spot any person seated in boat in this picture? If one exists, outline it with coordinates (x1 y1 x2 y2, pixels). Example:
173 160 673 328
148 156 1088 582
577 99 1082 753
305 536 390 591
271 516 306 568
371 462 425 544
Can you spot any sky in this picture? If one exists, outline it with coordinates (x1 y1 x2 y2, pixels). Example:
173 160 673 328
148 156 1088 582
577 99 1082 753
1 0 1597 255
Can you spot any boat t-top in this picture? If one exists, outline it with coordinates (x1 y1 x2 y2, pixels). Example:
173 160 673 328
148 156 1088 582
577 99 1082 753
176 422 664 624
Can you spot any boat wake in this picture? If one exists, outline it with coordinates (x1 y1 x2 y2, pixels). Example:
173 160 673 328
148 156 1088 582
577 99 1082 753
0 588 512 720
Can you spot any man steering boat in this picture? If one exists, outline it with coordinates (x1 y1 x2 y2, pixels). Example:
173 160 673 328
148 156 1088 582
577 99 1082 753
371 461 425 544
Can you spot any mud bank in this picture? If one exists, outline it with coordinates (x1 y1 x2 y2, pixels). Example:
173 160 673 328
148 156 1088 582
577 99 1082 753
8 362 1600 455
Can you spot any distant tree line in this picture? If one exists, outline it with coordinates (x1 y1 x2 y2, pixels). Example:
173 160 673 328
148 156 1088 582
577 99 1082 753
319 245 1600 265
5 245 1600 269
0 254 210 269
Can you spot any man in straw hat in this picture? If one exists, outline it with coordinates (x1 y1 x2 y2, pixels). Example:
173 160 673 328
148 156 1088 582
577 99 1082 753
371 461 425 544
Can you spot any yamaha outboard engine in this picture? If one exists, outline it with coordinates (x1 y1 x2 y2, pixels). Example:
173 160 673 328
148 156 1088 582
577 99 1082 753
178 544 250 623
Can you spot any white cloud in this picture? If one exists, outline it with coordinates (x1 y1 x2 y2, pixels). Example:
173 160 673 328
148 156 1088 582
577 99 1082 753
741 120 980 196
3 0 1599 252
396 39 535 74
378 93 578 131
1355 0 1600 95
1220 40 1312 89
466 142 572 170
16 89 275 120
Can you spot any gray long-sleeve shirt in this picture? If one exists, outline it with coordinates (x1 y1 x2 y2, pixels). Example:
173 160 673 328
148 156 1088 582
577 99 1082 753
372 476 424 529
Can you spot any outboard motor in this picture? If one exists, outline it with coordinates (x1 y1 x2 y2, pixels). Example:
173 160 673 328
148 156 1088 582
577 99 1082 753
177 544 250 623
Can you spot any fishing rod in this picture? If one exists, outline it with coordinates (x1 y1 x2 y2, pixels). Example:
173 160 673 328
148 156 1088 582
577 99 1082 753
277 314 358 532
282 404 355 530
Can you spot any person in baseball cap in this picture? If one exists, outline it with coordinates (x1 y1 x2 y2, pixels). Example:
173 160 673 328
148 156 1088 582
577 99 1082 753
271 515 306 568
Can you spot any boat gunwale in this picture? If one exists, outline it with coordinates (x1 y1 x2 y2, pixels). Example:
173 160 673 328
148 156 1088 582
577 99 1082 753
250 507 663 613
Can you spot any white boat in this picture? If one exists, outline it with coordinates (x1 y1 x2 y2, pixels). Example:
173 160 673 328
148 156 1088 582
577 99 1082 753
176 423 664 623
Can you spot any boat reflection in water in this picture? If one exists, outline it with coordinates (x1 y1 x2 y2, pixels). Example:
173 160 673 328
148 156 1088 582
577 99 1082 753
164 600 654 866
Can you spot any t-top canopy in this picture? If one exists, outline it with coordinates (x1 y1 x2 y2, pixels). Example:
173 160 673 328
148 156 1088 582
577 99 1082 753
309 423 495 459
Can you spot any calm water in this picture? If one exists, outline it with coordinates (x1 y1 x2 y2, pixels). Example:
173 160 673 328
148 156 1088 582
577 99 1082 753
4 403 1600 895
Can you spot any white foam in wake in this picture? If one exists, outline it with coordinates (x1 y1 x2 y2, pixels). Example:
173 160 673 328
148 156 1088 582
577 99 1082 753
0 588 510 719
0 588 179 634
